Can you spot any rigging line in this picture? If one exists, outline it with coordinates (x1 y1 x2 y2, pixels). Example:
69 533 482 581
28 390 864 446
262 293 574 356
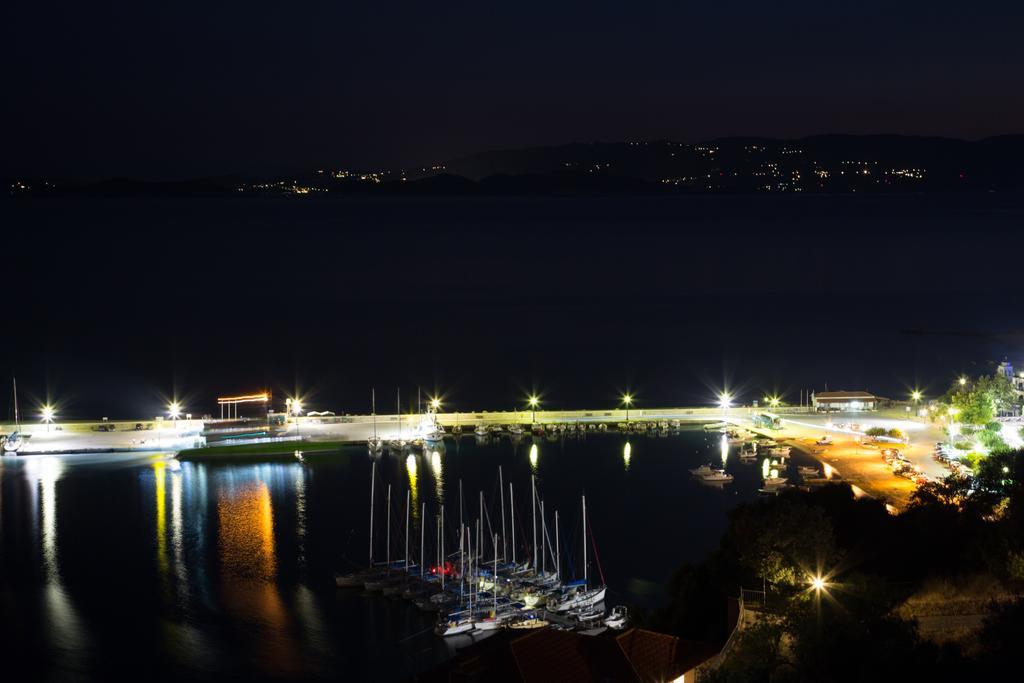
588 517 606 586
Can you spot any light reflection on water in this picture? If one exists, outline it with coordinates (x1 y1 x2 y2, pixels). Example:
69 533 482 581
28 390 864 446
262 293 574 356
0 431 817 680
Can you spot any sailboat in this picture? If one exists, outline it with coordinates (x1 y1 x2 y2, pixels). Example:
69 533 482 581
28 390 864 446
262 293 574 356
367 389 383 453
336 461 383 587
548 494 606 612
388 388 407 451
2 378 25 454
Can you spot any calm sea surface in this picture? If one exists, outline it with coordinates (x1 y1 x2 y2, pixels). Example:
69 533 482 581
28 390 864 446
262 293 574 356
3 430 811 680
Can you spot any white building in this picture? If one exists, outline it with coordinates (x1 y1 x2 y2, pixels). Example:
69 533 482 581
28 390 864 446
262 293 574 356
812 390 876 412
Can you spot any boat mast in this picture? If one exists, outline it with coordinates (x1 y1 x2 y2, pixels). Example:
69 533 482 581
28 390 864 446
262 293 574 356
372 388 377 440
440 505 445 589
386 485 392 571
478 491 483 562
13 377 19 429
369 461 376 568
405 489 410 574
509 482 516 564
499 466 507 562
555 510 560 580
397 388 401 440
582 494 587 585
493 532 498 612
540 500 546 574
531 475 537 571
420 502 425 578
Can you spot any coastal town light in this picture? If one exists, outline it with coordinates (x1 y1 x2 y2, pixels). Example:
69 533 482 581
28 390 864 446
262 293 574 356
718 392 732 410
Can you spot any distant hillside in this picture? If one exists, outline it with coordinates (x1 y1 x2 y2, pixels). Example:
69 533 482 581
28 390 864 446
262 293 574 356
9 135 1024 197
426 135 1024 192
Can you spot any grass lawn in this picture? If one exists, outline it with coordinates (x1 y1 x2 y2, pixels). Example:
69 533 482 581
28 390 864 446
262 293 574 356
177 439 349 460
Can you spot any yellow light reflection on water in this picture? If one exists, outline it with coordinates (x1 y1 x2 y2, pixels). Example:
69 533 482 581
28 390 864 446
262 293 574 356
529 443 539 472
719 433 729 467
153 460 168 576
218 481 277 580
623 441 632 471
406 454 419 519
762 457 770 479
431 450 444 503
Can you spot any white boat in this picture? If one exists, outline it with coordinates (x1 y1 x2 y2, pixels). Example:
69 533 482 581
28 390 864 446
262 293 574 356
2 378 25 454
768 446 791 456
424 425 446 442
762 476 788 488
604 605 629 629
549 495 607 613
509 424 524 436
474 425 488 436
816 435 833 445
550 583 607 612
798 466 822 478
689 464 733 482
435 611 476 636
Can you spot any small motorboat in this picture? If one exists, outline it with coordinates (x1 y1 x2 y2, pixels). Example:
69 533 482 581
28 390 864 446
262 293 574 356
604 605 629 629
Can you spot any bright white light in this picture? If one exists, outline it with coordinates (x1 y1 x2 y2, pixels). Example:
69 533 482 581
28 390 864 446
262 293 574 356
811 576 826 591
1001 423 1024 449
718 392 732 409
41 404 55 423
168 401 182 420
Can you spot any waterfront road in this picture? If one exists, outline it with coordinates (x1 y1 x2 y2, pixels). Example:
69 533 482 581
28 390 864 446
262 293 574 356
729 409 946 510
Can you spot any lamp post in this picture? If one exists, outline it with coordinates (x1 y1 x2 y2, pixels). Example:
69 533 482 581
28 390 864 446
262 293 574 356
718 392 732 416
168 401 182 428
621 393 633 423
41 404 55 432
528 395 539 424
287 397 303 437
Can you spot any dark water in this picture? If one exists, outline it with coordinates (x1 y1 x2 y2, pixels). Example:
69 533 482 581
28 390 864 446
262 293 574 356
0 429 805 681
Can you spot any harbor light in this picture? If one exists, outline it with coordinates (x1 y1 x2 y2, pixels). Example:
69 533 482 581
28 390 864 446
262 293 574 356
911 390 922 403
41 404 55 431
429 397 441 412
621 393 633 422
168 401 182 421
718 392 732 410
765 394 781 408
528 395 540 422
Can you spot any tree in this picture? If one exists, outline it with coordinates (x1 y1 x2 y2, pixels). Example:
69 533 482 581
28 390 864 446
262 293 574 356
723 498 837 588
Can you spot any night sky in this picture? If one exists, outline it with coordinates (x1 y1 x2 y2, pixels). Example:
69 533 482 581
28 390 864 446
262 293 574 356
5 1 1024 178
3 2 1023 420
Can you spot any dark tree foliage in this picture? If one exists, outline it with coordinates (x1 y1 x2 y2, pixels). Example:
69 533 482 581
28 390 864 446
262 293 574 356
646 472 1024 681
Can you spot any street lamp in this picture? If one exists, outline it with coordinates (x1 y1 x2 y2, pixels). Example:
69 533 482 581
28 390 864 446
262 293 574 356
718 392 732 412
168 401 182 427
765 395 781 409
527 395 540 424
288 397 304 437
621 393 633 423
810 575 827 592
41 404 55 432
958 376 967 387
430 397 441 412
